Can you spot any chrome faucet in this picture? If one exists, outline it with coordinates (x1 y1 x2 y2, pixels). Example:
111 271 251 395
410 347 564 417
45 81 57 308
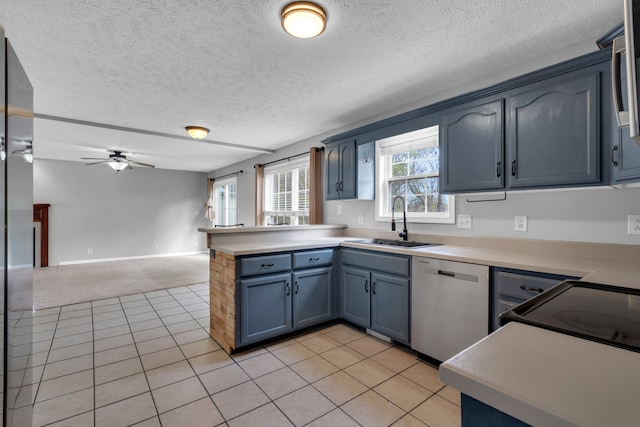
391 196 408 241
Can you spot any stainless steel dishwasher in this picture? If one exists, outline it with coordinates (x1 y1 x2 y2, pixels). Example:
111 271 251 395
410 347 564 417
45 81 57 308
411 257 489 362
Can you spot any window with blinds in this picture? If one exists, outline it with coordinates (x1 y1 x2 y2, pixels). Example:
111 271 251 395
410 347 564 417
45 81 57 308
375 125 455 223
264 159 310 225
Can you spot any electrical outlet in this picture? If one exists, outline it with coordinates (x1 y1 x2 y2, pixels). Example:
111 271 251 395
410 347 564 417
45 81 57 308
515 216 528 232
457 214 472 229
358 215 364 225
337 204 342 215
87 248 93 255
155 243 159 250
628 215 640 235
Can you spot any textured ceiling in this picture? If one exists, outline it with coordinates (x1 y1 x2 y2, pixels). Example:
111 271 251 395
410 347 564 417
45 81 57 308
0 0 624 172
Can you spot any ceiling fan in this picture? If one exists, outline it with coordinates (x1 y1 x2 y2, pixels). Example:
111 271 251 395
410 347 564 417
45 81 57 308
81 150 155 173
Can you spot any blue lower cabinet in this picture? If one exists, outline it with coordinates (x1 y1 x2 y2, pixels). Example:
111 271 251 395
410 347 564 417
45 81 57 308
240 273 293 345
292 267 333 329
371 272 410 344
461 394 531 427
341 265 371 328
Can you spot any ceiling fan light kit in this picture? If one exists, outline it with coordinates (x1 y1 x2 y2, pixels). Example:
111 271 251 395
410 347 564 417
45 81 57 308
281 1 327 39
107 161 128 172
185 126 210 139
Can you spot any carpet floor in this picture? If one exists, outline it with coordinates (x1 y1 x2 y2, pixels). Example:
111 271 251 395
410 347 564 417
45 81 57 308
26 253 209 310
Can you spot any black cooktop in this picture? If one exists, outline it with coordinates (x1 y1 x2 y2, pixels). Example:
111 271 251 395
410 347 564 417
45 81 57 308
500 280 640 353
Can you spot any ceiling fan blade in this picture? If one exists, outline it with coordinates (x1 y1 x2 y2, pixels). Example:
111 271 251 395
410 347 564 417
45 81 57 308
127 160 156 168
81 157 110 161
85 161 109 166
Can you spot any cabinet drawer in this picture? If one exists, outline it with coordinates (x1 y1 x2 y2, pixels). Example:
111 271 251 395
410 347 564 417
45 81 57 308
292 249 334 269
342 249 409 276
497 272 564 301
240 254 291 277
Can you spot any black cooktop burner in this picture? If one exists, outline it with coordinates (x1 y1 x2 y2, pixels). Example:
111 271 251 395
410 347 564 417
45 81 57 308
500 281 640 353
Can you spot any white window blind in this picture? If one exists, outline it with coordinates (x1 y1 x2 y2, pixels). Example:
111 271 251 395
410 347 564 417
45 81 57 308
264 158 310 225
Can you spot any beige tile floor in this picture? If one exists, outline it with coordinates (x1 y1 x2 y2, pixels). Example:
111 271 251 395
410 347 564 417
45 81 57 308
17 283 461 426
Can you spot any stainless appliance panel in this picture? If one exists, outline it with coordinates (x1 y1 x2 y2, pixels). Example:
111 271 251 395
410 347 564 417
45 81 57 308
411 257 489 362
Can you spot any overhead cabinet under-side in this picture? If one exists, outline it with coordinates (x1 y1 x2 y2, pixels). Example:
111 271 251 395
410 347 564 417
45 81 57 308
441 63 605 193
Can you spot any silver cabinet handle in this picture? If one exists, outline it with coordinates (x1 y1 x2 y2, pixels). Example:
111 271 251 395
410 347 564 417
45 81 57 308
612 145 620 167
261 263 274 268
364 280 368 293
294 281 299 294
286 283 290 296
372 281 376 295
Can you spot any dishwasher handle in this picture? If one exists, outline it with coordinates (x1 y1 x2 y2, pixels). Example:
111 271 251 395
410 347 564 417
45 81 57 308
438 270 456 278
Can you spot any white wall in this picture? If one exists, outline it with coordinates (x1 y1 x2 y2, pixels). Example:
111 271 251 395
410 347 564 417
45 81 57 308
34 159 208 265
325 186 640 245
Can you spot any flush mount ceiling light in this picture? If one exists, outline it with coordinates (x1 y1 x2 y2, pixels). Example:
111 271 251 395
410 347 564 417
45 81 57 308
185 126 210 139
281 1 327 39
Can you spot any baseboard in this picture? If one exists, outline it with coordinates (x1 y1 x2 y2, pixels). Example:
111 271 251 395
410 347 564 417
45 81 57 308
58 251 208 266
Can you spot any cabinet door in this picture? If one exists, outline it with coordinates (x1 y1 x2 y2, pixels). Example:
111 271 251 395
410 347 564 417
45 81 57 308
341 265 370 328
508 71 599 188
240 273 292 345
325 144 341 200
612 128 640 182
441 99 504 193
339 140 356 198
292 267 332 329
371 272 410 344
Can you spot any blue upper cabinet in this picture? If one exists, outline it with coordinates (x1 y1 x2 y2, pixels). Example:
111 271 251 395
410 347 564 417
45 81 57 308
612 127 640 182
507 70 600 188
325 139 356 199
441 99 504 193
440 60 607 194
325 139 375 200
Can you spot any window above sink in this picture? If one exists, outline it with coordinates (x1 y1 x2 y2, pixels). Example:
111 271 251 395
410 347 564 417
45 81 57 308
374 125 455 224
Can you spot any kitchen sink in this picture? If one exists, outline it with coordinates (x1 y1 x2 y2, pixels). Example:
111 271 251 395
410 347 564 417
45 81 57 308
353 238 439 248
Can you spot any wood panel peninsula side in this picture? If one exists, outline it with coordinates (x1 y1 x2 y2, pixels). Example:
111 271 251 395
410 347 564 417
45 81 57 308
209 250 237 353
199 225 348 353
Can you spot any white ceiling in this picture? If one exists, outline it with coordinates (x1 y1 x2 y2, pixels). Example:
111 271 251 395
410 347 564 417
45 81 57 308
0 0 624 172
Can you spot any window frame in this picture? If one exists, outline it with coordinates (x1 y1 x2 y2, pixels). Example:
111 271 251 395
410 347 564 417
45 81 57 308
374 125 455 224
263 158 310 225
213 176 238 226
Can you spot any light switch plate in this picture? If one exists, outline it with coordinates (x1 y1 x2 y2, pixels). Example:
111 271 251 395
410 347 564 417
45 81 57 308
515 216 528 232
457 214 472 229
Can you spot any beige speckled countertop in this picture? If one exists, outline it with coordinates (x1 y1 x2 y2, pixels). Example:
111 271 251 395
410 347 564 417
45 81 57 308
440 322 640 427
